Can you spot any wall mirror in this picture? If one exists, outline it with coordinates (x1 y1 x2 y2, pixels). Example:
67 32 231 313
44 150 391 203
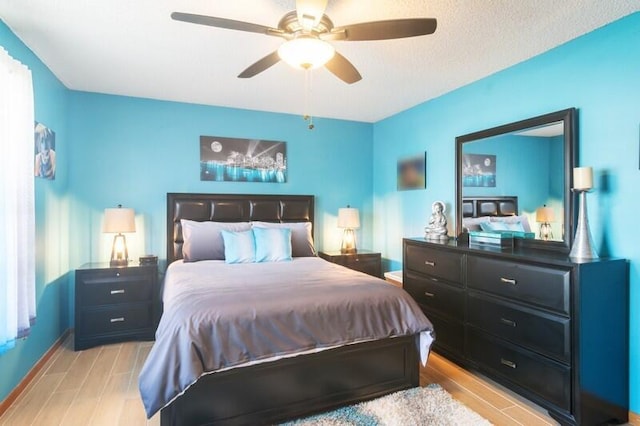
455 108 577 252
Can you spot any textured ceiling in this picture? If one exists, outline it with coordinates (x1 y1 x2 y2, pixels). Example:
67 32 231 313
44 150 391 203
0 1 638 122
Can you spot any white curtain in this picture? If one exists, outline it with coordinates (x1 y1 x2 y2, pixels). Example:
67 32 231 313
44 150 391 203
0 46 36 355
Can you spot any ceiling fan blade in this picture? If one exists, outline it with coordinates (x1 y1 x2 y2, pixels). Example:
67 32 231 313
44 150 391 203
295 0 328 30
238 51 281 79
171 12 285 37
324 52 362 84
325 18 437 41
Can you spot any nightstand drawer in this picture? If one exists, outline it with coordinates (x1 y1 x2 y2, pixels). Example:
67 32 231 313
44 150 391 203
78 305 153 335
79 275 154 306
341 256 380 276
467 256 570 314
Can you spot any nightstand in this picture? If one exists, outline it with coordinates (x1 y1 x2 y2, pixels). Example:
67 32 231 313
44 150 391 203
74 262 160 351
318 250 382 278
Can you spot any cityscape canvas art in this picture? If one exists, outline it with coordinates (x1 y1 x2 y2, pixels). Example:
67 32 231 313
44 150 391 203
462 153 496 187
200 136 287 183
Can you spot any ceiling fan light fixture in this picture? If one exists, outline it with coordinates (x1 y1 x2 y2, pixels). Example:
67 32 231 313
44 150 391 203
277 36 335 70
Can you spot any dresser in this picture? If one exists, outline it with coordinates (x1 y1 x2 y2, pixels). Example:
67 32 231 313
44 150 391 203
318 250 382 278
74 263 160 351
403 238 628 426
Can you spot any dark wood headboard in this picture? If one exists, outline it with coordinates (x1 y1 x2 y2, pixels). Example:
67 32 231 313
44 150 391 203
167 193 314 264
462 196 518 218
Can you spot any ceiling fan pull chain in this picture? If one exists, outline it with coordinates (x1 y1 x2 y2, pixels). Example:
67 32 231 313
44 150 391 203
303 68 315 130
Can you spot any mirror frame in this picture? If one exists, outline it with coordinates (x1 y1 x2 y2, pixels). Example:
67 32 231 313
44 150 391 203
455 108 577 253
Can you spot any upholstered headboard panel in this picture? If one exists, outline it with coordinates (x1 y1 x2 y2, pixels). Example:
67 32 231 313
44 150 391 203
462 196 518 218
167 193 314 263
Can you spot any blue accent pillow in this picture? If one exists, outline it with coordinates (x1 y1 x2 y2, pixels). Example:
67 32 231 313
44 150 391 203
253 227 292 262
220 230 256 264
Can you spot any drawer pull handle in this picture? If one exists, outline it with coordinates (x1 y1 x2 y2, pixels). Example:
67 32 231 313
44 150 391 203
500 358 517 369
500 277 517 285
116 272 120 277
500 318 517 327
424 292 435 298
110 317 125 323
110 289 125 295
424 260 435 267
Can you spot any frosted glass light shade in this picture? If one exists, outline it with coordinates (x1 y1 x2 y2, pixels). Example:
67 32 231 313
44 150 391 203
103 206 136 233
278 36 335 70
337 207 360 229
535 206 555 223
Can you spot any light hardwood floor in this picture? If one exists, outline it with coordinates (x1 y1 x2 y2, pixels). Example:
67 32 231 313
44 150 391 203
0 335 630 425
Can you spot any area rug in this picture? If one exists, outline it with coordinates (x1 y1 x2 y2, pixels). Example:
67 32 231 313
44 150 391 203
281 384 492 426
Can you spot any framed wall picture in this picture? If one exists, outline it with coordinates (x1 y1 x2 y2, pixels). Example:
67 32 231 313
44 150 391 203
397 153 426 190
463 153 496 187
200 136 287 183
34 121 56 180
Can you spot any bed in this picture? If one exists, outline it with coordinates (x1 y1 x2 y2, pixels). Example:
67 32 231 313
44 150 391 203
139 193 434 425
461 195 532 233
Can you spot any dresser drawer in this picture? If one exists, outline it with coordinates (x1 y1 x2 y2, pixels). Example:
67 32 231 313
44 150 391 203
467 329 570 411
467 256 570 314
404 271 464 318
78 274 154 307
468 292 570 362
405 244 463 283
427 311 464 356
78 305 153 335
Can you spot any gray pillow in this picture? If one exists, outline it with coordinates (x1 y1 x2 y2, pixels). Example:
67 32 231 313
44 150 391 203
181 220 251 262
251 221 316 257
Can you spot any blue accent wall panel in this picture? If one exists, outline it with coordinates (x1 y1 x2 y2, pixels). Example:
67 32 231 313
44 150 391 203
372 12 640 413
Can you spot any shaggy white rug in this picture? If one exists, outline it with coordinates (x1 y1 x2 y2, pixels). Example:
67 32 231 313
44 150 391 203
281 384 493 426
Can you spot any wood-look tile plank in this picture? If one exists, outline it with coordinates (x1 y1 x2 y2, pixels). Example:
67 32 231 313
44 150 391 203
61 396 100 426
55 346 101 392
1 372 65 425
32 389 77 425
91 373 130 426
45 337 80 376
126 344 152 398
119 397 148 426
503 405 556 426
76 345 121 400
113 341 138 374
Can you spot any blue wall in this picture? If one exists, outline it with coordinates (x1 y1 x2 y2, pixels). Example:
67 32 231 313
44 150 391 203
372 12 640 412
66 92 374 276
0 21 70 401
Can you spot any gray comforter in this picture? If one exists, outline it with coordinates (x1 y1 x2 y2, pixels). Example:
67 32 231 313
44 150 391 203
139 257 434 418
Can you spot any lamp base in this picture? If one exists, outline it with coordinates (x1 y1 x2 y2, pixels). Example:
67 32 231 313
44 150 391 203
569 190 598 260
340 228 357 254
110 259 128 267
110 233 130 267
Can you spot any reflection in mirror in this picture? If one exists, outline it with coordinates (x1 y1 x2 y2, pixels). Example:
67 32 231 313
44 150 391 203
455 108 576 252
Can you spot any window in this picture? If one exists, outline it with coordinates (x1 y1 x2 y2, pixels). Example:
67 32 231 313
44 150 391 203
0 46 36 354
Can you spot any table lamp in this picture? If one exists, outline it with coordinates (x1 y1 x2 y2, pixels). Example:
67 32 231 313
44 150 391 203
535 205 555 241
337 206 360 254
103 205 136 266
569 167 598 259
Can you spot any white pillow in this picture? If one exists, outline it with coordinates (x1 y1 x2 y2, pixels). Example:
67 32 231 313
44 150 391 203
181 220 251 262
462 216 491 232
253 227 292 262
220 229 256 264
251 222 316 257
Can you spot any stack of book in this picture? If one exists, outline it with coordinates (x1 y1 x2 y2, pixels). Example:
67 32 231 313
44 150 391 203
468 231 514 248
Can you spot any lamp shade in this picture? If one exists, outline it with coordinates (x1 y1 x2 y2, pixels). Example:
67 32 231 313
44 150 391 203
573 166 593 190
535 206 555 223
337 207 360 229
103 206 136 233
278 36 335 70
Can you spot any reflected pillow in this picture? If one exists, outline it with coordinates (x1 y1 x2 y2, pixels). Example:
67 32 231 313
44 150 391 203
462 216 491 232
181 220 251 262
251 222 316 257
482 220 525 233
490 215 532 232
254 227 292 262
220 229 256 264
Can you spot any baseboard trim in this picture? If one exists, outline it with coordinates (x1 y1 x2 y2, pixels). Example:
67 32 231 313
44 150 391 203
0 328 71 418
630 410 639 425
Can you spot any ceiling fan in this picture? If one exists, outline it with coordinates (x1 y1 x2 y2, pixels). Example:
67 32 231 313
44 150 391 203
171 0 437 84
